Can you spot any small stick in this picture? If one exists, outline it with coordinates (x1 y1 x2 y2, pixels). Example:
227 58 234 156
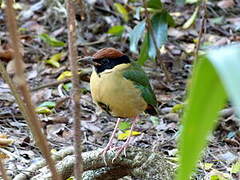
195 0 207 59
5 1 60 179
66 0 83 179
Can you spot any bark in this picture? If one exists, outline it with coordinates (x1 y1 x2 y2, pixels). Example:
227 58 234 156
15 147 175 180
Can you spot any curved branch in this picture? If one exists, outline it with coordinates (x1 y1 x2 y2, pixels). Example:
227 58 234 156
15 147 175 180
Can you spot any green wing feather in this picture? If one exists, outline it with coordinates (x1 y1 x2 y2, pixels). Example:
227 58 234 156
122 62 157 107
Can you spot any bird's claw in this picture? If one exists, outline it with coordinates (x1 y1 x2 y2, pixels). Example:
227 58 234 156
100 144 113 166
111 142 129 163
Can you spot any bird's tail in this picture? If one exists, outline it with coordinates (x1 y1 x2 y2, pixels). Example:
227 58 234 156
145 104 159 116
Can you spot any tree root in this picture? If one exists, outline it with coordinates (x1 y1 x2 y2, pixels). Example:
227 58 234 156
14 147 175 180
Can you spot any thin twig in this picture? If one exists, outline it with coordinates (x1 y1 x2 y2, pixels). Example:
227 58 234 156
0 159 9 180
142 0 172 82
77 0 86 20
4 1 60 180
31 78 72 91
31 68 91 91
66 0 83 179
195 0 207 59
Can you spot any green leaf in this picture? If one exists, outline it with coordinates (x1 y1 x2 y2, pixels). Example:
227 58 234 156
176 0 185 6
182 5 199 29
118 130 141 140
119 121 131 130
166 11 176 27
207 44 240 118
63 82 72 91
114 3 129 22
39 33 65 47
150 116 160 126
186 0 198 4
147 0 162 9
137 33 149 65
148 12 168 58
134 7 141 20
35 107 52 114
38 101 56 108
177 44 240 180
209 17 224 25
107 25 125 36
44 52 63 68
177 57 227 180
57 71 72 81
129 21 146 53
172 103 185 113
231 160 240 174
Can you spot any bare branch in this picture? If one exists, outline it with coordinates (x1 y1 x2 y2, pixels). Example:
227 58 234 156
66 0 83 179
4 1 60 179
27 148 175 180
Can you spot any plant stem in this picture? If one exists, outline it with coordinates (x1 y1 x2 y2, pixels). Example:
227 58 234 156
4 1 60 179
143 0 172 82
66 0 83 179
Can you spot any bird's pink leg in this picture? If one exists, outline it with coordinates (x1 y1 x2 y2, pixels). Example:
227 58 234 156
100 118 121 164
112 116 139 162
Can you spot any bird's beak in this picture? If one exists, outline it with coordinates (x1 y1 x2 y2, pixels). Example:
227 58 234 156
78 56 100 66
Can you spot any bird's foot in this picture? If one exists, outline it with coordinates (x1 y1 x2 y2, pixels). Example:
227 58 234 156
100 143 115 166
99 118 121 166
112 140 130 163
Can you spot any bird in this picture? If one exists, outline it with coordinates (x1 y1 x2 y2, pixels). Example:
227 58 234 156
84 48 158 162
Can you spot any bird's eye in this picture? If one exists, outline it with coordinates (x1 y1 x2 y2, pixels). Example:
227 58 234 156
102 58 109 64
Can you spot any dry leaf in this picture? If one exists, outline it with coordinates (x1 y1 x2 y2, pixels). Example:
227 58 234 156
0 134 14 147
217 0 235 9
118 130 141 140
6 59 26 76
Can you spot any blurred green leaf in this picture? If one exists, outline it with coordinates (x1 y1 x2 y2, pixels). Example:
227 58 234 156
177 44 240 180
63 82 72 91
172 103 185 113
137 34 149 65
38 101 56 108
150 116 160 126
176 0 185 5
231 160 240 174
186 0 198 4
130 21 146 53
209 17 224 25
107 25 125 36
134 7 141 20
177 56 227 180
39 33 65 47
209 173 229 180
44 52 63 68
165 11 176 27
147 0 162 9
119 121 131 130
118 130 141 140
114 3 129 22
182 6 199 29
57 71 72 81
148 12 168 58
207 45 240 118
35 107 52 114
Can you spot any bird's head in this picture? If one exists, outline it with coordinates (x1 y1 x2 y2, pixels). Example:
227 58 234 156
81 48 131 74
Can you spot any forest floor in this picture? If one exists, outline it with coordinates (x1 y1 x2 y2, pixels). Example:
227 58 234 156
0 0 240 179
